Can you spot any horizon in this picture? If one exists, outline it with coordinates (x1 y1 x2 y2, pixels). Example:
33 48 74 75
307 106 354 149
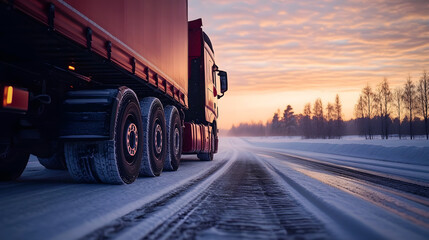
188 0 429 130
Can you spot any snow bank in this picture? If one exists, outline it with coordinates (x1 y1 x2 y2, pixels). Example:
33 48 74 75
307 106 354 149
244 136 429 166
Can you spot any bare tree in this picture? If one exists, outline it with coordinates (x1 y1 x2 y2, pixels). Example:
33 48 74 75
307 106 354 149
326 102 334 138
334 94 344 138
302 103 312 138
354 95 365 119
402 75 416 139
355 94 366 138
417 70 429 139
393 87 403 139
304 103 312 116
326 103 334 120
313 98 324 138
362 84 374 139
380 78 392 139
373 86 383 138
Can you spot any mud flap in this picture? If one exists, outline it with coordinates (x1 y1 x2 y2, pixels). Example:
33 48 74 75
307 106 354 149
60 89 120 140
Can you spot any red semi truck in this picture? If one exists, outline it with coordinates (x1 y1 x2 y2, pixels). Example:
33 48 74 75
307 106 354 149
0 0 228 184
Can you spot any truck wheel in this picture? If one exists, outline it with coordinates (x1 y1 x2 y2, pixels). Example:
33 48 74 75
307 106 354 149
163 105 182 171
37 143 67 170
197 126 215 161
139 97 166 176
0 143 29 181
65 89 143 184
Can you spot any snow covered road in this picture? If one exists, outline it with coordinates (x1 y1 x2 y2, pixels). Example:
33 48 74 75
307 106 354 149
1 137 428 239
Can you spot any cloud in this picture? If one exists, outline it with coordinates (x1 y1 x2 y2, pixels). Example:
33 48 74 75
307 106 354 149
189 0 429 128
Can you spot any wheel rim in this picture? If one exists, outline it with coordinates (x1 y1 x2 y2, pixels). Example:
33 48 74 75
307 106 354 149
154 122 163 155
125 122 138 157
173 126 180 156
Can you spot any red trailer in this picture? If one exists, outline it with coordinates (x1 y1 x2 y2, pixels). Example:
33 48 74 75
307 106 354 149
0 0 228 184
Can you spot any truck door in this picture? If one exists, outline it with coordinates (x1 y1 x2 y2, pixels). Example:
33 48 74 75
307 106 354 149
204 46 217 122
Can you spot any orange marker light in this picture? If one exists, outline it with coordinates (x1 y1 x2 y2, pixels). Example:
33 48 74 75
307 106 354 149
2 86 29 111
6 86 13 104
68 65 76 71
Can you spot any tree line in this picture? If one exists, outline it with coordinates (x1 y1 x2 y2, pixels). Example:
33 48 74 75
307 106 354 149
228 70 429 140
355 71 429 140
229 94 345 139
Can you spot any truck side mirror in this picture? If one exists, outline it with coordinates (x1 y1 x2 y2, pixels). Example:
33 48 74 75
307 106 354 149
218 70 228 94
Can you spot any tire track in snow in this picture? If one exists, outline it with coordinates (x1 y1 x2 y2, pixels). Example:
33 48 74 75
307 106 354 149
260 150 429 199
259 150 429 230
81 150 238 240
143 152 329 240
258 155 386 240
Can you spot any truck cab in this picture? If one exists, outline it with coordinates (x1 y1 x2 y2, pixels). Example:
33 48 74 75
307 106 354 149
183 19 228 160
186 19 228 124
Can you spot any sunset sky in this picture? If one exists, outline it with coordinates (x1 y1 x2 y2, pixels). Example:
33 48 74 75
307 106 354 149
188 0 429 130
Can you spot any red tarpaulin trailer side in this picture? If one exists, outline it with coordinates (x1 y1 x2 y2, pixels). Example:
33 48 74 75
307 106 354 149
13 0 189 107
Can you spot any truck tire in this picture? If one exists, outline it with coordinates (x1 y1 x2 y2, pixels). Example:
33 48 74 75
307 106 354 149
163 105 182 171
64 89 143 184
0 143 29 181
139 97 166 177
37 143 67 170
197 126 215 161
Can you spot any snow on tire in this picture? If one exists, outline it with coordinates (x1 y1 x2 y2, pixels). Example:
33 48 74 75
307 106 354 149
163 105 182 171
139 97 166 177
64 88 143 184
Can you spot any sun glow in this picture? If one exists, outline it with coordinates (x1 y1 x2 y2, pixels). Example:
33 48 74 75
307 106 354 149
189 0 429 129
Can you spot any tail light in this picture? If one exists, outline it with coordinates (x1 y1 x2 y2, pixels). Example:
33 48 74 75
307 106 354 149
2 86 29 111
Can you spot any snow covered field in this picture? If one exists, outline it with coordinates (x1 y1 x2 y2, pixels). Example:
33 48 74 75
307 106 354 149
243 137 429 239
245 136 429 164
0 137 428 240
244 136 429 183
